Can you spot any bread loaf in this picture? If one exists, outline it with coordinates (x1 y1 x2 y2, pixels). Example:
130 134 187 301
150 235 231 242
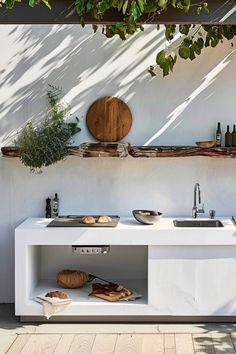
45 291 69 299
57 269 88 289
97 215 112 223
82 216 96 224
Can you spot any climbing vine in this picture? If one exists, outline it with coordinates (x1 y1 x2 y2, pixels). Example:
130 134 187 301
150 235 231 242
2 0 236 76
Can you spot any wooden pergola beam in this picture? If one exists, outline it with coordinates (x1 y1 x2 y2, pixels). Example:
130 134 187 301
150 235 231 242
0 0 236 25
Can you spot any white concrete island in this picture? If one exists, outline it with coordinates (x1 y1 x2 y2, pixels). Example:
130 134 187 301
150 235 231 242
15 217 236 321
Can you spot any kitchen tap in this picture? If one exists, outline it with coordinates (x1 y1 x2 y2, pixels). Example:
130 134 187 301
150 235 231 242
192 183 205 218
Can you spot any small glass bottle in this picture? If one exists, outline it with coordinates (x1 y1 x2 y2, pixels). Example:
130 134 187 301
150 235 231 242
216 122 222 147
232 125 236 147
52 193 59 218
225 125 232 147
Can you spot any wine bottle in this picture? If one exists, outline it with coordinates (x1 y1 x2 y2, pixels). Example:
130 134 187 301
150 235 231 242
232 125 236 147
52 193 59 218
225 125 232 147
216 122 222 147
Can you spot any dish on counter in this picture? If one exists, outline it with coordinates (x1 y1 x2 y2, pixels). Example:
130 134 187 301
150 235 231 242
132 210 162 225
47 215 120 227
196 140 216 148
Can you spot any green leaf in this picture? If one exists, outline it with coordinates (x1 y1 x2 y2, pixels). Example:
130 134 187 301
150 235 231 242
137 0 145 12
211 37 219 47
122 0 128 13
117 0 124 12
197 37 204 49
5 0 16 9
156 50 166 66
29 0 40 7
130 1 142 20
179 24 190 36
165 25 176 41
42 0 51 10
157 0 167 9
189 47 196 61
171 0 177 8
163 62 170 77
192 42 201 55
184 0 190 13
168 52 177 72
178 44 190 59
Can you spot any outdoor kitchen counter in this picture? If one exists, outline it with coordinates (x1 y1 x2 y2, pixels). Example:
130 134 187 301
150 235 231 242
15 217 236 246
15 217 236 319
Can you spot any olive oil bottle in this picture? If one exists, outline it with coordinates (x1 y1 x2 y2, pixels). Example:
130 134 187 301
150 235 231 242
225 125 232 147
232 125 236 147
216 122 222 147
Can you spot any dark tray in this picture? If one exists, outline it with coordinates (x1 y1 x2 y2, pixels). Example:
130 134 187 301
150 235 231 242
47 215 120 227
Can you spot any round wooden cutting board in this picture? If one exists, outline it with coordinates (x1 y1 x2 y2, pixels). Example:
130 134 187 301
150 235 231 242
86 96 132 142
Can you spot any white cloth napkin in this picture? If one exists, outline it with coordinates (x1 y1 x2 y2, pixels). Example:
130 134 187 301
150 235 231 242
35 294 71 319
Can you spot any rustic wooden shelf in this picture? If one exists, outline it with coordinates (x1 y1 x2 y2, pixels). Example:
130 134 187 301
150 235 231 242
3 144 236 159
67 142 129 158
129 146 236 158
1 142 130 158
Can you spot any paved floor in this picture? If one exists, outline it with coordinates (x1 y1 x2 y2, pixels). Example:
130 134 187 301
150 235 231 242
2 305 236 353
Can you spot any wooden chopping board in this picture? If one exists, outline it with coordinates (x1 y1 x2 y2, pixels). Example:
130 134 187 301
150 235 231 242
86 96 132 142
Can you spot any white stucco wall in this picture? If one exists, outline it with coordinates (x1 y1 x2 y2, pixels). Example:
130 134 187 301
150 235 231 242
0 24 236 302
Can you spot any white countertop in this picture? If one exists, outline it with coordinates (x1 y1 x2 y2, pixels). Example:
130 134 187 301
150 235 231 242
15 217 236 246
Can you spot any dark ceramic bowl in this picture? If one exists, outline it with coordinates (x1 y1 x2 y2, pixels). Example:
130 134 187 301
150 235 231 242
132 210 163 225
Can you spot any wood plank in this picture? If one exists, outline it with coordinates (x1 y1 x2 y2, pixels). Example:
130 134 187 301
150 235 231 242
141 334 164 354
164 334 176 354
0 335 17 354
212 333 236 353
129 146 236 158
0 0 236 25
68 334 95 354
192 334 215 354
230 333 236 351
7 335 30 354
91 334 117 354
175 334 194 354
54 335 75 354
114 334 142 354
20 334 61 354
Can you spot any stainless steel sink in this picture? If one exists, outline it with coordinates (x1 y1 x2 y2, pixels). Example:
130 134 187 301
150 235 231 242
173 219 224 228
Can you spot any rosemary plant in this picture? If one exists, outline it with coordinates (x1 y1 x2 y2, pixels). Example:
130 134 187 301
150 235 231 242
17 85 81 173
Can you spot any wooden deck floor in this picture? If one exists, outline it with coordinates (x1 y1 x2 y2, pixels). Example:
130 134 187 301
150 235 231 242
3 332 236 354
1 305 236 353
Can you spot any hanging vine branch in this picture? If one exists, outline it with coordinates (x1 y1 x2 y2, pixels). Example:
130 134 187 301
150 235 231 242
1 0 236 76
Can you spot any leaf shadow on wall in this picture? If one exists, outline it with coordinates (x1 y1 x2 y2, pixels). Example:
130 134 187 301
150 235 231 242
0 25 236 147
0 24 163 145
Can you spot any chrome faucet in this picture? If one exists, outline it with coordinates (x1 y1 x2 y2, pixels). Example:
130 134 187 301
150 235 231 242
192 183 205 218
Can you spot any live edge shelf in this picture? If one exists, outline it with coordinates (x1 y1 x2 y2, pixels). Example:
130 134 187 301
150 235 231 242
2 144 236 158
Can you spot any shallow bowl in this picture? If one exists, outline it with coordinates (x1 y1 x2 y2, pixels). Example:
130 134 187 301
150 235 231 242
196 140 216 148
132 210 162 225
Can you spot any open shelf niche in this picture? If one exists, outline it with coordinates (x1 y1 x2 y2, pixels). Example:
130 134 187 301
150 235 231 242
28 245 148 310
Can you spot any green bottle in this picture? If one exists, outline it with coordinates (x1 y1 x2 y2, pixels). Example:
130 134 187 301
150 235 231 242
225 125 232 147
216 122 222 147
232 125 236 147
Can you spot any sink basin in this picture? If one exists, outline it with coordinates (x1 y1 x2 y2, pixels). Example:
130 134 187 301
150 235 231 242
173 219 224 228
